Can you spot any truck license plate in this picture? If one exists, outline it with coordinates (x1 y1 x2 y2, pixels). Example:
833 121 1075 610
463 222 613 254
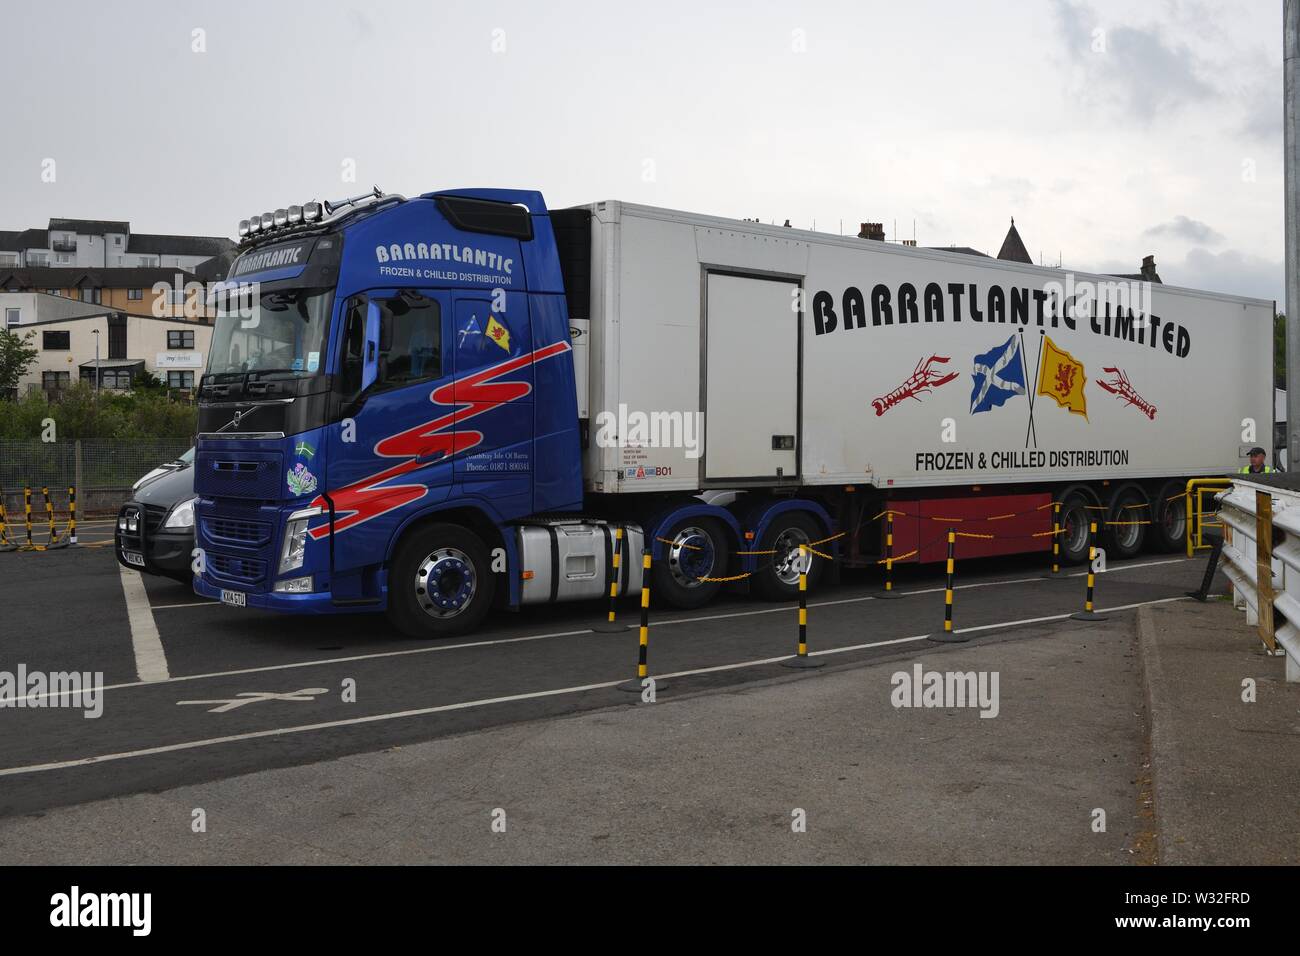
122 550 145 568
220 589 246 608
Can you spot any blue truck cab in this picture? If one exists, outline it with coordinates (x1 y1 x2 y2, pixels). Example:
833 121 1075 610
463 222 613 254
194 188 594 633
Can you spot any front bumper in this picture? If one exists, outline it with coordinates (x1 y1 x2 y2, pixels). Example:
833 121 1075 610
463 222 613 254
114 502 193 578
192 574 382 614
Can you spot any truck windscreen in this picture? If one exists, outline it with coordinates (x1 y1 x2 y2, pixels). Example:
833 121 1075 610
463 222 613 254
207 288 334 379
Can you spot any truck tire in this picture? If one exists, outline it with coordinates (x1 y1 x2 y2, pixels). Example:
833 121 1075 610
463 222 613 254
652 517 725 609
1151 480 1188 552
753 512 826 601
387 522 496 638
1103 483 1148 559
1057 490 1097 565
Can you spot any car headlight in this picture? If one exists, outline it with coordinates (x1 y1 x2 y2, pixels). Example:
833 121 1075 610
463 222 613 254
278 506 321 575
163 497 196 530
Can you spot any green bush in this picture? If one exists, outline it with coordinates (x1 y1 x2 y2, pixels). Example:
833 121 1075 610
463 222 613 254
0 382 196 441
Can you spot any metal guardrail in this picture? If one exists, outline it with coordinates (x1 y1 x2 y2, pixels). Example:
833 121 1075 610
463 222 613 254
1216 479 1300 683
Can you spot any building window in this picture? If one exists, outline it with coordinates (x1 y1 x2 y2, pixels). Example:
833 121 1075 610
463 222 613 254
80 287 101 304
56 254 71 264
27 254 49 267
137 256 158 267
0 254 18 267
99 369 131 390
167 329 195 349
42 371 70 391
42 330 71 350
4 308 18 328
166 371 195 388
128 288 143 300
45 289 59 296
114 236 122 246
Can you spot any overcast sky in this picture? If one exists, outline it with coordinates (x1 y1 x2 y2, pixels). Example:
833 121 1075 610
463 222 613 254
3 0 1287 302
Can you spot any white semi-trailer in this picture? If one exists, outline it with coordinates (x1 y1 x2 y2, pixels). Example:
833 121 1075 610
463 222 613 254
191 189 1272 636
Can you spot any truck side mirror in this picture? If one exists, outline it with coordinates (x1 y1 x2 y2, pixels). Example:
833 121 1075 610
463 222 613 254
361 300 382 391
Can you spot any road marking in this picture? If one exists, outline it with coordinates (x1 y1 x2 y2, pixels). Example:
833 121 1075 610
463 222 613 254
0 594 1197 777
17 558 1203 706
177 688 329 713
117 565 171 682
152 601 218 610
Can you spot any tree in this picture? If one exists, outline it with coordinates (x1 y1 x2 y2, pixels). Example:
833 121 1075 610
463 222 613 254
0 327 38 393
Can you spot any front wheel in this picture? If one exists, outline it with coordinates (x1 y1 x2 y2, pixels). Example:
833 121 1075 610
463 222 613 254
387 523 496 639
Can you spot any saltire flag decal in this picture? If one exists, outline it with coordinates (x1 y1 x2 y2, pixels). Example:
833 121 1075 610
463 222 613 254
1036 336 1088 420
969 334 1027 414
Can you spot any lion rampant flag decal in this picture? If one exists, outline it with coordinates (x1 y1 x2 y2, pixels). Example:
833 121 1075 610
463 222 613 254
1036 336 1088 420
485 314 511 352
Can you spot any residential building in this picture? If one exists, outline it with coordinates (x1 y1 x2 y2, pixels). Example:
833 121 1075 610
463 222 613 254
9 311 213 395
0 268 213 321
0 218 234 272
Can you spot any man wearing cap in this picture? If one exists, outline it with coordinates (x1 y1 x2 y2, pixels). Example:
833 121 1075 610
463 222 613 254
1240 447 1279 474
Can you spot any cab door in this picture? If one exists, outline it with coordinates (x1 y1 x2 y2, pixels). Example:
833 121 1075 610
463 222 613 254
452 292 534 517
323 289 453 574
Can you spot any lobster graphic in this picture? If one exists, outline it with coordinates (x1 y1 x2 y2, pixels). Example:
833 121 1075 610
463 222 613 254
871 355 960 416
1096 366 1156 420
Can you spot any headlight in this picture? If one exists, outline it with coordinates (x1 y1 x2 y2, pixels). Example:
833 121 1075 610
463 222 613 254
278 506 321 575
163 497 196 530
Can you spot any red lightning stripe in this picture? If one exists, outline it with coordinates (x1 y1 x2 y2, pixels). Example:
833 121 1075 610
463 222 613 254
308 339 571 539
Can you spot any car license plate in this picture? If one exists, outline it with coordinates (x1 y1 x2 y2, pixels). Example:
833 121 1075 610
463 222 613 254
122 550 145 568
220 589 246 608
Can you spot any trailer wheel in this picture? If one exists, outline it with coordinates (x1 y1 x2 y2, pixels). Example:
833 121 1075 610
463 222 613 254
652 517 725 609
1058 491 1096 565
1103 484 1148 559
753 512 826 601
1151 480 1188 552
387 522 496 638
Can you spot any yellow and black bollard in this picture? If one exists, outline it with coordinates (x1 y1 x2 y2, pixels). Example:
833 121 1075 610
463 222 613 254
1070 521 1108 621
782 544 825 668
0 493 15 552
43 487 69 550
68 486 77 545
23 486 34 550
929 528 970 642
617 550 666 691
878 510 902 599
594 525 627 632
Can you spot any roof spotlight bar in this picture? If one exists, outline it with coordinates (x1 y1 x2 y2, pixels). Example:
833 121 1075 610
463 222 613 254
237 187 383 240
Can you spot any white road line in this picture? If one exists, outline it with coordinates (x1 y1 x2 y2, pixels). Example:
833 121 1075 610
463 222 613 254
0 594 1197 777
19 557 1202 706
117 565 171 682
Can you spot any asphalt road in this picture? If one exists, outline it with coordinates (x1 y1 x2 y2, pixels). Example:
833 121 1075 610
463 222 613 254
0 537 1214 819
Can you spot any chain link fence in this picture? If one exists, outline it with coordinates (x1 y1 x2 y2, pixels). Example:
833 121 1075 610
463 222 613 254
0 440 193 516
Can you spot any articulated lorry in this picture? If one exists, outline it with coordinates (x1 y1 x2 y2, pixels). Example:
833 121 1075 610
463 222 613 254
190 187 1273 636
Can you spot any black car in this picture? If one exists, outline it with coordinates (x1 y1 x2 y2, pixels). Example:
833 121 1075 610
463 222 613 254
115 450 196 583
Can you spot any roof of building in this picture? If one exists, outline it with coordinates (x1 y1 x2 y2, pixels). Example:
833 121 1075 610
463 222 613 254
996 218 1033 264
129 233 237 256
0 266 199 289
0 229 49 252
927 246 990 258
48 218 130 237
191 250 237 281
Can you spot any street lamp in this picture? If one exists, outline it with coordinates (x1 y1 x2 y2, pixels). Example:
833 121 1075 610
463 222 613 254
91 328 101 406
